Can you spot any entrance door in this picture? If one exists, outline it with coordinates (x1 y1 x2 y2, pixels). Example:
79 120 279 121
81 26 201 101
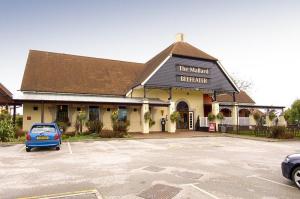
176 101 189 129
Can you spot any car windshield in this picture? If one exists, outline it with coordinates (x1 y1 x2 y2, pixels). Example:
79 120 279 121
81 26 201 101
31 125 56 134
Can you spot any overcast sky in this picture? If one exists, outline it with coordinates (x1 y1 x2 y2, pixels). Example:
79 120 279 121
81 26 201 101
0 0 299 109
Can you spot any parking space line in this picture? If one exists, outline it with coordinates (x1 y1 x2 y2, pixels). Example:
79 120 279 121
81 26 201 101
18 145 25 152
185 184 220 199
17 189 102 199
67 142 72 154
247 175 295 189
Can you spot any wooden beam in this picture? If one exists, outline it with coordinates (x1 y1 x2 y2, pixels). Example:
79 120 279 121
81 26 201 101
12 105 16 126
232 92 236 102
144 86 146 98
213 91 217 102
168 87 172 100
41 101 44 123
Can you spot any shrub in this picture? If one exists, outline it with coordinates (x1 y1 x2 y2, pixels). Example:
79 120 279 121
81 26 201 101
100 130 116 138
15 129 26 138
268 111 277 121
170 111 180 123
76 111 87 135
216 112 224 122
56 121 70 132
253 111 261 126
111 110 118 122
86 120 103 134
149 118 155 128
144 111 151 122
16 115 23 129
0 119 15 142
112 120 130 138
269 126 294 139
208 113 216 122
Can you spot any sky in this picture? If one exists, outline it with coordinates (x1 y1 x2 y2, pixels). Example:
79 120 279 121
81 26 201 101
0 0 299 109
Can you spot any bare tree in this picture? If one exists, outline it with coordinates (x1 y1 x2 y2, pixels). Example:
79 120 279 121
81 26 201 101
231 74 253 91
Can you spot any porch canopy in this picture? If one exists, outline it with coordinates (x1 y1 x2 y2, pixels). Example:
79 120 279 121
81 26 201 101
14 92 170 106
220 103 285 111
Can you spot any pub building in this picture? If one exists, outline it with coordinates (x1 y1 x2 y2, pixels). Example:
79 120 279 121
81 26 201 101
15 34 286 133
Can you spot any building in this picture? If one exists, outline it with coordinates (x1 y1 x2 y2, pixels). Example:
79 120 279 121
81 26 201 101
16 34 283 133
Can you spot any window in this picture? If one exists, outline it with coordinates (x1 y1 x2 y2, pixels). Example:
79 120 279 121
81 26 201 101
56 105 69 122
33 106 38 111
31 125 56 133
89 106 99 121
118 107 127 121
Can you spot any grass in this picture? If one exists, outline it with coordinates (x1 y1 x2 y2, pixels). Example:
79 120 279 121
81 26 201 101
62 133 103 142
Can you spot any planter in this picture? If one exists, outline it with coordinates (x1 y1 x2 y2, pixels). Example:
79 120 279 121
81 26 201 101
209 123 216 132
220 125 227 133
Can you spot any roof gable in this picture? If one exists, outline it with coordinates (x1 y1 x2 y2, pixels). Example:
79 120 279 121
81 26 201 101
136 42 218 86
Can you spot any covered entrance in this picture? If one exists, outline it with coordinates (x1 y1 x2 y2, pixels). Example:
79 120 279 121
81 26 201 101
176 101 189 129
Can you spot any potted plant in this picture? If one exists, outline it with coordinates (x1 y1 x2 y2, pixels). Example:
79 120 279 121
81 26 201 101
217 112 226 133
170 111 180 123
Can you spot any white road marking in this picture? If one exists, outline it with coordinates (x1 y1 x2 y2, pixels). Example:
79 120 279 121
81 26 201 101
247 175 295 189
67 142 72 154
18 145 25 152
184 184 220 199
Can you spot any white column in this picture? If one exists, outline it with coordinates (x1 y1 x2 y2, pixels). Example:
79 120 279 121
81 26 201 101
266 115 272 127
278 115 287 127
212 102 219 131
249 114 256 126
232 103 239 128
141 100 149 134
168 101 176 133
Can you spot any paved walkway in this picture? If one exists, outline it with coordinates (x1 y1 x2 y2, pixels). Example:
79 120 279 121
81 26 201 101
130 131 222 139
130 131 283 142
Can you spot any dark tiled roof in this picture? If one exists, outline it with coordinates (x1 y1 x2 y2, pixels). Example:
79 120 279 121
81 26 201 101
21 42 218 95
217 91 255 104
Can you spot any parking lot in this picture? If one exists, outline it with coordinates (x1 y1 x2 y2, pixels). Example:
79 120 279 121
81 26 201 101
1 137 300 199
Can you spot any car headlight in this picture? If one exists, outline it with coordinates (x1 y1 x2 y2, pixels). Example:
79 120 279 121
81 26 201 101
284 157 290 162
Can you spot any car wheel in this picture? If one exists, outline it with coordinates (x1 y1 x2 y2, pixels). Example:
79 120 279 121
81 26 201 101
56 146 60 151
26 147 31 152
292 167 300 189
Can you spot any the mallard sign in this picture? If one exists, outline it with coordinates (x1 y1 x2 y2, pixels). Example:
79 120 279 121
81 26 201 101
177 65 209 75
176 64 209 84
177 75 208 84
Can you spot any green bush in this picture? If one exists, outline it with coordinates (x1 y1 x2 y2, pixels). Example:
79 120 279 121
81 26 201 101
56 121 70 132
112 120 130 138
86 120 103 134
0 119 15 142
268 111 277 121
144 111 151 122
149 118 155 128
170 111 180 123
208 112 216 122
16 115 23 129
269 126 294 139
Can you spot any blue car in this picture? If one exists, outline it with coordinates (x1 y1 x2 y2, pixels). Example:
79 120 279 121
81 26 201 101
282 154 300 189
25 123 62 152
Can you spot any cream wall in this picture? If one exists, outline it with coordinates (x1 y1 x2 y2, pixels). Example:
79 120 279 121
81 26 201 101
131 88 204 131
23 103 54 131
23 88 204 132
